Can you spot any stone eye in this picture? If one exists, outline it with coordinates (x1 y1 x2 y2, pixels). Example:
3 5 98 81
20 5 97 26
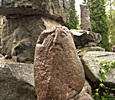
51 33 55 37
61 32 66 38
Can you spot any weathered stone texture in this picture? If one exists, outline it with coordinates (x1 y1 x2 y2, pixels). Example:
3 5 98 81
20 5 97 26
0 0 71 62
34 26 85 100
1 16 60 62
82 51 115 88
80 4 92 31
6 61 35 86
70 29 102 47
0 0 71 22
77 92 94 100
0 55 37 100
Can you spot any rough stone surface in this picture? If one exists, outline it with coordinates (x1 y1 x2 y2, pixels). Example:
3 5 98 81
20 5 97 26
0 55 37 100
11 26 34 62
34 26 85 100
81 80 92 96
1 16 60 62
82 51 115 88
5 61 35 86
71 80 93 100
80 4 92 31
77 46 105 57
76 92 94 100
79 46 105 52
0 0 71 22
70 29 102 47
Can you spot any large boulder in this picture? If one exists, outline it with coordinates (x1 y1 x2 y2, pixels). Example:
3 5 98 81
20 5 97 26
5 60 35 86
0 0 71 22
82 51 115 88
0 0 71 62
0 55 37 100
34 26 85 100
1 16 60 62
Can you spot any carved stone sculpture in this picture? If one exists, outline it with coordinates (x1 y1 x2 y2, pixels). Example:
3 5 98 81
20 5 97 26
34 26 85 100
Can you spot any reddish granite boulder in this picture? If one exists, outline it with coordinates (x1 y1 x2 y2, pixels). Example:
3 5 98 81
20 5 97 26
34 26 85 100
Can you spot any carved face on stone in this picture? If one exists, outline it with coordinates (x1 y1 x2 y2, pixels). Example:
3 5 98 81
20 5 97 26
12 26 34 62
36 26 71 48
34 26 85 100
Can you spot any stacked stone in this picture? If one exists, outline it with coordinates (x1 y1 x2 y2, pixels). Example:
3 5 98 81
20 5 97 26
0 0 71 62
70 29 105 57
0 1 94 100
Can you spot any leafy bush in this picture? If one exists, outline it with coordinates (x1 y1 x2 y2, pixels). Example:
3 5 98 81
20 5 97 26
93 61 115 100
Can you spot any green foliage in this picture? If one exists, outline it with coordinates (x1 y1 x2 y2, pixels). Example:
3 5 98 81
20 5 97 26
87 0 111 51
106 2 115 46
93 61 115 100
111 14 115 46
65 0 79 29
105 0 115 48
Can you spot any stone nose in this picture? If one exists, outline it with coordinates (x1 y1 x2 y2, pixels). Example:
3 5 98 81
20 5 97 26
53 31 60 44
